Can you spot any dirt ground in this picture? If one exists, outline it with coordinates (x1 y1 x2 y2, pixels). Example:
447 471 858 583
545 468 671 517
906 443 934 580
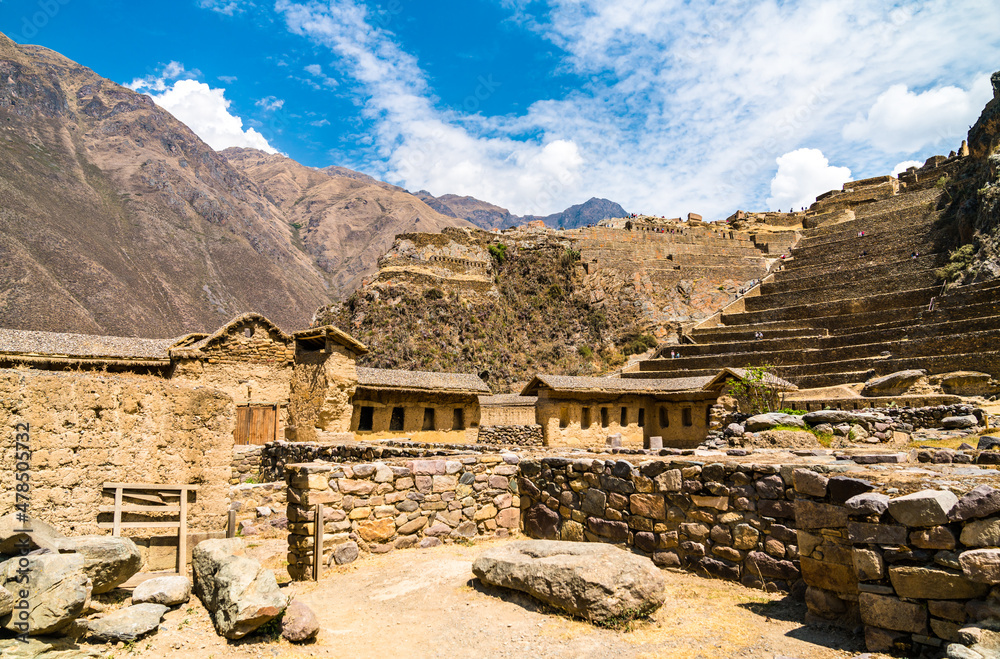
56 536 887 659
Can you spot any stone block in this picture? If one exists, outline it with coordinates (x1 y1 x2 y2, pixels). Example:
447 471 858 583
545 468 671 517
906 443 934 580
960 518 1000 547
690 495 728 511
864 626 911 653
733 524 760 550
848 522 908 545
357 518 395 543
889 566 988 600
859 593 927 634
910 526 956 550
888 490 958 526
630 494 666 519
951 486 1000 521
758 500 795 519
845 492 890 516
959 549 1000 584
746 551 799 580
792 469 829 498
432 475 458 492
795 500 848 529
587 517 629 542
805 587 847 617
827 476 874 503
800 556 857 594
853 549 884 581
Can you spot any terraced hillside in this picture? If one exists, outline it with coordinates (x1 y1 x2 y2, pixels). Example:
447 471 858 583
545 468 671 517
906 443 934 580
623 153 1000 389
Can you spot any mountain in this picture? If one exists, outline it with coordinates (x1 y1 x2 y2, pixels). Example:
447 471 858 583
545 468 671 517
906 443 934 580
413 191 627 230
0 32 331 336
222 149 474 296
519 197 628 230
413 191 513 229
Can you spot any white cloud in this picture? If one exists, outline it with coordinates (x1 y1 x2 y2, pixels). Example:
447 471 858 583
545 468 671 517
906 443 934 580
766 149 851 211
271 0 1000 216
256 95 285 111
217 75 238 84
892 160 923 176
128 63 277 154
843 77 993 153
198 0 251 16
310 119 331 127
302 63 339 89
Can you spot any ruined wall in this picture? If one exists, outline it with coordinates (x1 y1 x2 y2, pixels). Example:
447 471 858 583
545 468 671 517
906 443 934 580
287 344 358 442
793 469 1000 656
480 405 536 427
284 454 520 579
0 369 233 563
518 456 802 591
231 445 264 484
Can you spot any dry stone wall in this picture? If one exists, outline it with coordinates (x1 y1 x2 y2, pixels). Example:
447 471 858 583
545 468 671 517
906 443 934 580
793 468 1000 656
284 454 520 579
517 456 803 591
476 425 543 446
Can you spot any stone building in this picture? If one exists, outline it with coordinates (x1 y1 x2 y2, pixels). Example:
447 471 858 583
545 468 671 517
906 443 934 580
349 367 490 443
478 394 538 427
521 373 723 448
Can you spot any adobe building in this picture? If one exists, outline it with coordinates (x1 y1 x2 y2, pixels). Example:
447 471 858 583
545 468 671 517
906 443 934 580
522 369 796 448
348 367 490 443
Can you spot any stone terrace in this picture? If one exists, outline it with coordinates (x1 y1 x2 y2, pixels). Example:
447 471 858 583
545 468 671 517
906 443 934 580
623 164 1000 389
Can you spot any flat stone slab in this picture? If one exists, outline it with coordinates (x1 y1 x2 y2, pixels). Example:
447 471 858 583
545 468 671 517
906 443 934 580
87 603 168 642
472 540 666 624
131 575 192 606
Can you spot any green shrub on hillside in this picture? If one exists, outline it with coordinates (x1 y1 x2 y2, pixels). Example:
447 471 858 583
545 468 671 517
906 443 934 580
622 333 657 356
488 243 507 264
936 243 977 281
725 365 783 415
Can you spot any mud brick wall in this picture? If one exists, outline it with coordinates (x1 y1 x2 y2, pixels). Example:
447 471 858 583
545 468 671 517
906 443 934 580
284 454 521 580
476 425 544 447
793 468 1000 656
518 457 803 592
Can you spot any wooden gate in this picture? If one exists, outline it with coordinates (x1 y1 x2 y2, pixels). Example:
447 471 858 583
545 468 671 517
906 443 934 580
234 405 277 445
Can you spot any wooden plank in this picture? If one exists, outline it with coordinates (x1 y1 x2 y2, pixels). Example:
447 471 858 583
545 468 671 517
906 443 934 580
98 521 181 529
112 492 168 504
99 505 181 513
112 487 122 537
103 483 198 490
273 404 280 443
179 488 188 574
227 511 236 538
313 504 324 581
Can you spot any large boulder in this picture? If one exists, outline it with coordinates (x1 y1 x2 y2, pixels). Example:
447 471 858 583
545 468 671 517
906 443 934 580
940 371 996 396
942 415 979 430
472 540 666 624
744 413 805 432
862 370 926 396
802 410 889 427
87 603 168 642
131 576 192 607
1 553 91 636
192 538 289 639
0 513 70 555
67 536 142 594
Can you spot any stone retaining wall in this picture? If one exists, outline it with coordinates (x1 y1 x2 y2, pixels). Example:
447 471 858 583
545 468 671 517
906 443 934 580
477 425 544 446
517 456 803 592
284 454 521 579
871 403 984 429
231 445 264 484
792 468 1000 655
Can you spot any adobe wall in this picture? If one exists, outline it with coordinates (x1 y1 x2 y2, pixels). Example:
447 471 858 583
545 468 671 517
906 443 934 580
284 454 520 579
287 344 358 442
0 368 233 568
480 404 536 427
348 390 481 444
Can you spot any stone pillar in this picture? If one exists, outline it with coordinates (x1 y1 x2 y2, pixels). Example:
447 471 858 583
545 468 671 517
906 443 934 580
285 462 337 581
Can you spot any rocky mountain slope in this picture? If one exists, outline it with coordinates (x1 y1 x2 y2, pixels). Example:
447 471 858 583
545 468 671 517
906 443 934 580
319 225 769 390
414 192 627 230
0 32 332 336
222 148 473 297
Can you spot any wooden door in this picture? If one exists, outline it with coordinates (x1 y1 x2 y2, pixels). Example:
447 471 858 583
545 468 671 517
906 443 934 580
234 405 277 445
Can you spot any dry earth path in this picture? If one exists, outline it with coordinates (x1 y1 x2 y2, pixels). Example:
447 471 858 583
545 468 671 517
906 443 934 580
72 538 884 659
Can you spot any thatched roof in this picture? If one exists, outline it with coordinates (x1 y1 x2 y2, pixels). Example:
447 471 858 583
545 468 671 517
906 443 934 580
521 373 715 396
479 394 537 407
0 327 177 363
356 367 490 394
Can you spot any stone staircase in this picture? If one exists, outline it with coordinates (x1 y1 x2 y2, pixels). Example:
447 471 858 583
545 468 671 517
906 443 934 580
623 172 1000 389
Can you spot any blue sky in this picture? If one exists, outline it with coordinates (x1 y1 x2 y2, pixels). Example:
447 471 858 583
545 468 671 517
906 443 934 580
3 0 999 218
